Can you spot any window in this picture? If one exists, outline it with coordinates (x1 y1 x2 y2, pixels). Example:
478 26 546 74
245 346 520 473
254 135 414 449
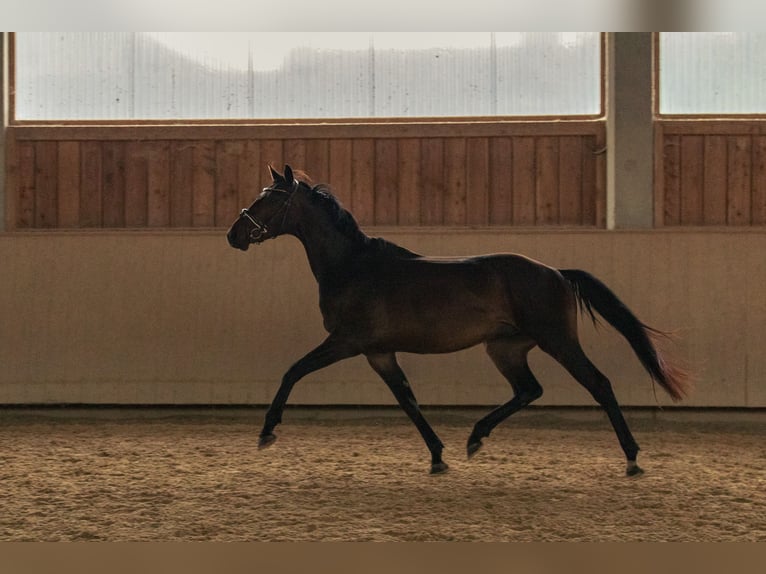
659 32 766 115
14 32 602 121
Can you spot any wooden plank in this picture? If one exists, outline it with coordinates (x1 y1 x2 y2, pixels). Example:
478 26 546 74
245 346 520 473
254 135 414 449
283 140 306 175
581 135 598 226
4 133 19 230
420 138 444 225
169 142 194 227
101 141 126 228
727 136 752 225
79 141 103 227
34 141 58 228
466 138 489 226
305 139 330 184
13 120 606 142
443 138 467 225
653 123 665 227
488 137 512 225
593 127 607 227
397 139 421 226
511 137 536 225
238 140 262 208
702 136 728 225
373 139 399 225
350 139 375 225
328 139 353 208
192 141 217 227
679 135 704 225
15 142 35 228
260 140 283 189
662 135 681 226
125 142 148 227
558 136 583 225
658 120 766 136
214 140 242 227
147 142 171 227
753 137 766 225
56 142 80 228
535 137 559 225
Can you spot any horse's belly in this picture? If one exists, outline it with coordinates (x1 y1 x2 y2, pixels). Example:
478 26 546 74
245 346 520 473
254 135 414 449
366 309 515 354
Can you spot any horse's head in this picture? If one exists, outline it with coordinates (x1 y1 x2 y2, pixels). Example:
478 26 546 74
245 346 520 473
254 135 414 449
227 164 299 251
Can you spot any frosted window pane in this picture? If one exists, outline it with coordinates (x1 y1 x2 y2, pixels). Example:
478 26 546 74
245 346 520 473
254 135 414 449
660 32 766 115
15 32 601 120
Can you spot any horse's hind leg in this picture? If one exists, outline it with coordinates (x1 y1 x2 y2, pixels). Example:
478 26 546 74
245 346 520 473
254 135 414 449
366 353 447 475
544 339 644 477
467 337 541 459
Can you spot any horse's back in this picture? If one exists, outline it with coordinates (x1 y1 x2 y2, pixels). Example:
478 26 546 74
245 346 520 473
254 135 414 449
324 251 571 354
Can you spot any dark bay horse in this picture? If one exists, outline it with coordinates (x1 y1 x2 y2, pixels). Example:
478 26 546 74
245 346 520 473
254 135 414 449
227 165 690 476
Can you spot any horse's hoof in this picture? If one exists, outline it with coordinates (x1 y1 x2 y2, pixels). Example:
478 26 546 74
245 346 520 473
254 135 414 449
430 462 449 475
466 439 483 459
258 434 277 449
626 462 645 477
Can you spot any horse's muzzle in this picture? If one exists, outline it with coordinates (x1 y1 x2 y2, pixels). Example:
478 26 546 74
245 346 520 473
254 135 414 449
227 229 250 251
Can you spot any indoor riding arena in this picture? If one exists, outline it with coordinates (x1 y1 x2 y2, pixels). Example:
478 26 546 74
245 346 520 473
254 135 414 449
1 32 764 542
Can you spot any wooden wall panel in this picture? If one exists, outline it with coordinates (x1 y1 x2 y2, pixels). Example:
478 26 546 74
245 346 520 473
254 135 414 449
466 138 489 225
170 142 194 227
535 137 559 225
679 136 704 225
124 142 148 227
702 136 727 225
753 137 766 225
147 142 171 227
727 136 752 226
373 139 398 225
214 141 241 227
511 138 536 225
443 139 467 225
350 139 375 226
397 139 421 226
191 142 216 227
238 140 262 209
101 142 126 228
657 121 766 227
661 136 681 226
557 136 582 225
488 137 512 225
328 139 353 208
259 140 284 191
7 124 607 230
79 142 103 228
57 141 80 228
420 138 444 225
34 141 58 228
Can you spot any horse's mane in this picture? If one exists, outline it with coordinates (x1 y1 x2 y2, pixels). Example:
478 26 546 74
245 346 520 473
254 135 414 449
299 179 420 259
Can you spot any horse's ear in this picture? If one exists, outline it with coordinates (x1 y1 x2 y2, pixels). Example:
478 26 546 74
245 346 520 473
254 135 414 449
269 164 284 183
284 164 294 185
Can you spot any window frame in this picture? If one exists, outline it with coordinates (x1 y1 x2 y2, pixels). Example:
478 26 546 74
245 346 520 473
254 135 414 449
9 32 606 126
653 32 766 120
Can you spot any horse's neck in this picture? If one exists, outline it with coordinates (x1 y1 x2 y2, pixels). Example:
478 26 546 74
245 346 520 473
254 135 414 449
293 215 365 283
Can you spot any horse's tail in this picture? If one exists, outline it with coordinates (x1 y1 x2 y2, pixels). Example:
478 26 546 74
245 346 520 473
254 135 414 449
559 268 691 402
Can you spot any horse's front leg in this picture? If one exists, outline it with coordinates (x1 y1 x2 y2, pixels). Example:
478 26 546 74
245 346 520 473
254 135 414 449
259 335 358 448
366 352 448 475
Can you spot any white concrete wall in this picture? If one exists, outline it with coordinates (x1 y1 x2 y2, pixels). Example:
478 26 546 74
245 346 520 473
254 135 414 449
1 229 763 407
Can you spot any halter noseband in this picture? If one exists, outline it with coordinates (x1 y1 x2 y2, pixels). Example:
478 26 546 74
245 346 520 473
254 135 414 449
239 180 298 244
239 208 269 243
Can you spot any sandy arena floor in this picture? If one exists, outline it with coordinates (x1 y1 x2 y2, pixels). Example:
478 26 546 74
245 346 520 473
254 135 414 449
0 407 763 542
